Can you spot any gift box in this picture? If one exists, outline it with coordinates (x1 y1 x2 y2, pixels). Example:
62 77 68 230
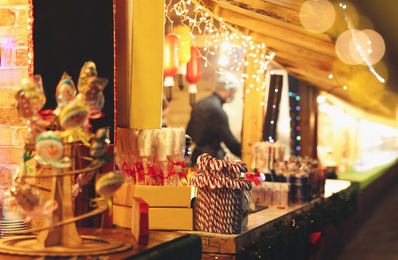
113 204 193 230
112 184 195 230
113 184 195 208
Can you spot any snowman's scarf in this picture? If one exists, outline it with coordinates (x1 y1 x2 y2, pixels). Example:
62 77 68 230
60 127 92 146
34 155 72 168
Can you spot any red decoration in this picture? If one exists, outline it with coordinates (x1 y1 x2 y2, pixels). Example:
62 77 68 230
186 47 201 85
132 197 149 245
164 34 179 78
186 47 201 106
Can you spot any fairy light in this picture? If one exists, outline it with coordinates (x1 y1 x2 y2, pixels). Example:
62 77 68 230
338 3 385 83
166 0 275 101
28 0 34 76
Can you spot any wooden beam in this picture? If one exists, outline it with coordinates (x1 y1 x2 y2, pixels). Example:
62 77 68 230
216 8 336 57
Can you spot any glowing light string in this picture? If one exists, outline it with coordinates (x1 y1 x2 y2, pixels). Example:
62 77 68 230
339 3 385 83
165 0 275 92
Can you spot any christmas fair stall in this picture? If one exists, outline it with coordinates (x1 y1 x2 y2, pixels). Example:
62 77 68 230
111 1 358 260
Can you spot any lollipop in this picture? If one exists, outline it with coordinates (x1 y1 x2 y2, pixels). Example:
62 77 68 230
89 127 110 158
76 77 108 119
59 100 92 145
34 131 71 168
19 75 46 113
72 128 111 196
94 172 124 214
54 72 77 115
10 181 58 222
15 75 49 145
77 61 98 93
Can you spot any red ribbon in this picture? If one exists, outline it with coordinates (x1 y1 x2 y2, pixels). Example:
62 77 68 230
135 162 145 183
38 109 54 121
245 172 262 186
122 161 136 180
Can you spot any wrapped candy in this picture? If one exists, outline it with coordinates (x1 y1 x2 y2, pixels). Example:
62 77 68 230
73 127 111 196
77 61 98 93
10 181 58 222
90 127 110 158
156 129 167 162
15 75 49 145
164 128 175 157
19 75 46 114
138 129 155 157
81 77 107 119
173 127 185 159
34 131 71 168
54 72 77 115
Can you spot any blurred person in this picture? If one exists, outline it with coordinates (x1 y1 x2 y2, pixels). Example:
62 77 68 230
186 72 242 166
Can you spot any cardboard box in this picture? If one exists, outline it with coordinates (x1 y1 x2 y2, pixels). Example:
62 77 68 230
113 184 195 208
113 204 193 230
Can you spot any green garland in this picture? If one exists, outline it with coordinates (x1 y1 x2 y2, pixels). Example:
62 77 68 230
239 184 358 260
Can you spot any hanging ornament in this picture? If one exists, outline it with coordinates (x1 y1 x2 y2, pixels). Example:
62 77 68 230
174 25 192 91
164 34 179 101
186 47 201 107
174 25 191 66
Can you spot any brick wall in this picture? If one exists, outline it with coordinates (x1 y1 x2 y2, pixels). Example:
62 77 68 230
0 0 30 187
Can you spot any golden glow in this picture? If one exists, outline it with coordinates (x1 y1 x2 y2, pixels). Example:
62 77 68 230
300 0 335 33
166 0 274 98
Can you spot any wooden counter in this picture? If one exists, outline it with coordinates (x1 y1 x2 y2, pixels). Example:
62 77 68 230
0 180 350 260
0 228 202 260
179 179 351 259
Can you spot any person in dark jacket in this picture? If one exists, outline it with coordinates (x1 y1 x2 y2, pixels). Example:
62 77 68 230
186 72 242 166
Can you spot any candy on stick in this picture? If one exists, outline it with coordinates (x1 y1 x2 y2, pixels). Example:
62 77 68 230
156 129 167 162
138 129 156 185
93 171 124 214
15 75 49 145
172 127 186 185
10 181 58 222
73 127 111 196
77 61 98 93
19 75 46 113
164 128 175 157
58 100 92 145
54 72 77 115
76 77 108 119
173 127 185 160
34 131 71 168
89 127 110 158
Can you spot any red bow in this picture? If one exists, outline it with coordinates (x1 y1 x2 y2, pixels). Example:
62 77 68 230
245 172 262 186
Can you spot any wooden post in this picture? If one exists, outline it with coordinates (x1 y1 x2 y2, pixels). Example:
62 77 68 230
241 47 267 169
36 143 83 247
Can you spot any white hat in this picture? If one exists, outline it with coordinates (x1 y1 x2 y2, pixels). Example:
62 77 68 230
215 72 240 91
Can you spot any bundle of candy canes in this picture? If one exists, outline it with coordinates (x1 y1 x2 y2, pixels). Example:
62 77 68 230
10 61 123 222
115 127 187 186
189 153 252 234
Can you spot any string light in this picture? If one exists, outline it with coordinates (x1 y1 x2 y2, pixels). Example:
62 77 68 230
165 0 275 98
338 3 385 83
28 0 34 76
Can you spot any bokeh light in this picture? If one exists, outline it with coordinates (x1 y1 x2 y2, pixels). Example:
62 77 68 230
300 0 335 33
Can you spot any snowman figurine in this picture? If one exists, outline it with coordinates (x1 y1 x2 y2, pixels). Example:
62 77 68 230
34 131 71 168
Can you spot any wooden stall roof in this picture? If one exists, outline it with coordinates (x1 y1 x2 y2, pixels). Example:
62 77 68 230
198 0 398 121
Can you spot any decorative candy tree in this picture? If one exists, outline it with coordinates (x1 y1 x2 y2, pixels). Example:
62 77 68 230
0 62 131 257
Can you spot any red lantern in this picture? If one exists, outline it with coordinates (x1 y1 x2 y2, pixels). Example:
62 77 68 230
164 34 179 78
186 47 201 106
164 34 179 101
